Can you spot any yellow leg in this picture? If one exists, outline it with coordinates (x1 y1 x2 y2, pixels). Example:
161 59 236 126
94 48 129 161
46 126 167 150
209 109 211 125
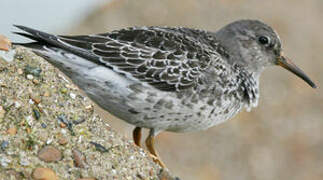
145 130 166 168
133 127 142 147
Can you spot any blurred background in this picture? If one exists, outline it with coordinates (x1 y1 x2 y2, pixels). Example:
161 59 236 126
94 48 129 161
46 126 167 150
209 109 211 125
1 0 106 42
1 0 322 179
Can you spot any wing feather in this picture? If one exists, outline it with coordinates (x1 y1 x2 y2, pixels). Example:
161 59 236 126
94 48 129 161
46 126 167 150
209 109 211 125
16 25 221 92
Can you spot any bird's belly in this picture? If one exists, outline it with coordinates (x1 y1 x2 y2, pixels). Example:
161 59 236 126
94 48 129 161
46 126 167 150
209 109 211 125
72 69 243 133
147 98 243 133
104 87 244 133
71 71 243 133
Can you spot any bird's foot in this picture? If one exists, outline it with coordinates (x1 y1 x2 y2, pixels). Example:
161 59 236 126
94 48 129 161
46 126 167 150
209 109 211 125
149 153 166 169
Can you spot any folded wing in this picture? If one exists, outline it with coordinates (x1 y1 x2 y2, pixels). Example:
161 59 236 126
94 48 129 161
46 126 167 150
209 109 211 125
14 26 220 92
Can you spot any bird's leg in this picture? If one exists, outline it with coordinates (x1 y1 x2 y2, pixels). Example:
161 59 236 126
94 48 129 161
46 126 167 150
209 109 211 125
145 129 166 168
133 127 142 147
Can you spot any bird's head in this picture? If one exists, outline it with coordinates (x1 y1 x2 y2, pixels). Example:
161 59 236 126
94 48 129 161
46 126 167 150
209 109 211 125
215 19 316 88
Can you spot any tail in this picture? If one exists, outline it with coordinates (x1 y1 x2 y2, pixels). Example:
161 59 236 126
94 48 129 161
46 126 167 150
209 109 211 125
12 25 62 49
13 25 107 69
13 25 99 60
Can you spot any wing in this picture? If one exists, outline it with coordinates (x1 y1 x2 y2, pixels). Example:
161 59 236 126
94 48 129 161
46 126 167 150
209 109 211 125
14 26 221 92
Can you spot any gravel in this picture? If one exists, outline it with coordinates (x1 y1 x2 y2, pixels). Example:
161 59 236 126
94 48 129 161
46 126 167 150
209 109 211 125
0 47 177 179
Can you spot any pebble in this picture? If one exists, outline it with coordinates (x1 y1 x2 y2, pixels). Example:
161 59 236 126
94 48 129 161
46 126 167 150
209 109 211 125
27 74 34 80
32 167 58 180
26 127 31 134
24 65 42 77
76 178 96 180
33 109 41 120
57 114 74 135
41 123 47 128
60 122 67 128
30 95 41 104
17 68 24 75
1 141 9 150
0 80 6 88
73 118 86 125
58 137 68 145
61 129 67 134
43 91 50 97
85 104 93 110
29 99 35 105
90 142 110 153
14 101 22 108
60 88 68 94
7 127 17 135
65 83 77 90
70 93 76 99
72 149 86 168
32 79 40 84
46 139 53 145
38 146 62 162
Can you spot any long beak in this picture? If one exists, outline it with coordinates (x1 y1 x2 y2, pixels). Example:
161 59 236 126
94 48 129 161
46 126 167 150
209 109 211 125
277 55 317 88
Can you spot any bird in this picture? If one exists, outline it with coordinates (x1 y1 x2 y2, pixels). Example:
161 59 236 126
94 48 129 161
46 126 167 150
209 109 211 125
13 19 316 168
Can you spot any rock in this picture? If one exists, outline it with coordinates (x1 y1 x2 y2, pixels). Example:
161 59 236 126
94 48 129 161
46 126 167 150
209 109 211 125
72 149 86 168
17 68 24 75
69 93 76 99
38 146 62 162
58 137 68 145
32 79 40 84
43 91 50 97
60 122 67 128
30 95 41 104
76 178 96 180
6 127 17 135
24 65 42 77
32 167 58 180
0 35 11 51
26 74 34 80
1 141 9 150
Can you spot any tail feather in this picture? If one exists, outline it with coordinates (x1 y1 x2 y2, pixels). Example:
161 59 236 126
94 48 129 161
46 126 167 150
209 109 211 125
12 32 45 45
12 42 46 49
13 25 61 48
13 25 54 39
13 25 103 66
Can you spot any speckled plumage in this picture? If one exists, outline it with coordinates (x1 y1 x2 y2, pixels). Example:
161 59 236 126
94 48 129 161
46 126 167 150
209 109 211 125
13 20 316 135
13 25 257 134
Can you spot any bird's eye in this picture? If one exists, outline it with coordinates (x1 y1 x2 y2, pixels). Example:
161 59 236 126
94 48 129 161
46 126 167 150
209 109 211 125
258 36 270 45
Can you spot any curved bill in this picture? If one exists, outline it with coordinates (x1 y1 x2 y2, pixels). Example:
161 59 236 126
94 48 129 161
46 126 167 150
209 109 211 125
277 55 317 88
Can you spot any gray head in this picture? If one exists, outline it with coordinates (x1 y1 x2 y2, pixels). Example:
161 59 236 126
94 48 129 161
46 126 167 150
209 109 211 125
215 19 316 88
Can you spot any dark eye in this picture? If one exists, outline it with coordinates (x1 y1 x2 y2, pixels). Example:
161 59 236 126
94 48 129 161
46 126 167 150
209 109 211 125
258 36 270 45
